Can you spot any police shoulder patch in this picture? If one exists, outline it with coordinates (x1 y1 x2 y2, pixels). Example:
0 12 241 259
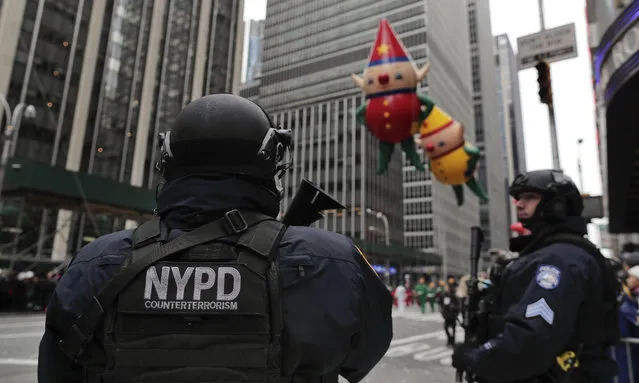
536 264 561 290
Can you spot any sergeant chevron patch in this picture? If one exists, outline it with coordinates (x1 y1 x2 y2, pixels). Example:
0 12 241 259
525 298 554 325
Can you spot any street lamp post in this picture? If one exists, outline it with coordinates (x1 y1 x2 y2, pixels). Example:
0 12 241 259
577 138 585 192
1 94 36 270
365 208 389 245
0 94 36 203
366 208 391 285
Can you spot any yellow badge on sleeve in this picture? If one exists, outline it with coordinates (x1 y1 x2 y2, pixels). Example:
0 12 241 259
556 351 580 371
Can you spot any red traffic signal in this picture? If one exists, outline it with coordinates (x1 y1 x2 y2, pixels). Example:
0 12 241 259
535 61 552 104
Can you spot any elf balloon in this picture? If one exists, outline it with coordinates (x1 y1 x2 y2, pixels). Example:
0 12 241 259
417 106 489 206
351 18 431 174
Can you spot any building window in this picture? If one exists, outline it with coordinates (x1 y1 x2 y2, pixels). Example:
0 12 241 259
468 8 478 44
474 104 484 142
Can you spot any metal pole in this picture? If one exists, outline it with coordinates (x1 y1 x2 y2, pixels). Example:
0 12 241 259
441 229 447 281
379 214 390 246
548 103 561 170
12 0 45 157
380 215 391 287
366 208 391 285
538 0 561 170
0 100 28 205
577 138 585 192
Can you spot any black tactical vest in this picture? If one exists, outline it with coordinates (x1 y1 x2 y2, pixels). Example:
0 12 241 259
59 210 290 383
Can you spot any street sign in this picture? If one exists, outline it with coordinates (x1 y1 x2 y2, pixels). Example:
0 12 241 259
516 23 578 69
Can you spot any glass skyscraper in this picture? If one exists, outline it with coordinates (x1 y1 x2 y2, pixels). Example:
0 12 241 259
0 0 243 267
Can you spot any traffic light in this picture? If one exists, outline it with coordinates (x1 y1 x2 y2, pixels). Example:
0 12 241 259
535 60 552 104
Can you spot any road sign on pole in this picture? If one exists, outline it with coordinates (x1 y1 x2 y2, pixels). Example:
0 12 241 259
516 23 578 70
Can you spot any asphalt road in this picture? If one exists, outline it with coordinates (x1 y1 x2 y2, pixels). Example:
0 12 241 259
0 306 460 382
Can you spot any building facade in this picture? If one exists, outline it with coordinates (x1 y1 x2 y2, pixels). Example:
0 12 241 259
262 0 424 273
586 0 639 252
245 19 264 83
466 0 509 252
403 0 479 276
494 33 527 226
259 0 478 275
0 0 243 265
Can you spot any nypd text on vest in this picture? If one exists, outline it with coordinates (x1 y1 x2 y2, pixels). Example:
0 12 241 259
144 266 241 311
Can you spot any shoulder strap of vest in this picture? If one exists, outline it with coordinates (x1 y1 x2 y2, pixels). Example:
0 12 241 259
58 209 274 363
247 220 289 381
131 218 169 249
541 233 600 256
540 233 610 279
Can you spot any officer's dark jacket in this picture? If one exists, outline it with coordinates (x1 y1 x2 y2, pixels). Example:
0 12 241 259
466 217 617 382
37 175 393 383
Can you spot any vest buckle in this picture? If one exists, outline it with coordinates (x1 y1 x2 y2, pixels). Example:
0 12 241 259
223 209 248 234
59 323 91 363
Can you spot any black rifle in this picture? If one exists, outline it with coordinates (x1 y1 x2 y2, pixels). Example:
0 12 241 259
281 178 346 226
457 226 485 383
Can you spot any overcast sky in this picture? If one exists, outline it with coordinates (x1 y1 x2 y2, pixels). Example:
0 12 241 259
243 0 601 196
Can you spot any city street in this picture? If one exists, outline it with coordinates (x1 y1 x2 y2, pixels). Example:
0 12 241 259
355 307 460 383
0 313 43 383
0 306 459 382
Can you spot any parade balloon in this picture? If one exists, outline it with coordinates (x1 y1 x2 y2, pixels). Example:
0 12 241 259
351 18 431 174
417 106 489 206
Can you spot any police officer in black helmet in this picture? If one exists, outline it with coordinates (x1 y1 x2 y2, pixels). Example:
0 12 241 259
38 94 393 383
452 169 619 382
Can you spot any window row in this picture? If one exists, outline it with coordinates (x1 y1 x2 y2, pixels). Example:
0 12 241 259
405 234 434 249
404 217 433 232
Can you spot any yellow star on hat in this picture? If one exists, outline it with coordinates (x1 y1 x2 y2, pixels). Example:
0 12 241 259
376 43 389 55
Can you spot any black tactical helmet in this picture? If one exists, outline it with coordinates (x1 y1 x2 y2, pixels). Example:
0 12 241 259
509 169 584 222
156 94 292 189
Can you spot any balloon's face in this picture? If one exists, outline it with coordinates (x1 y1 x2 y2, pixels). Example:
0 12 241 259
362 61 418 96
420 122 464 158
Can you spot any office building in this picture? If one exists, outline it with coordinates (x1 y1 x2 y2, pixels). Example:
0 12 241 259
494 33 526 226
586 0 639 252
245 19 265 83
260 0 475 274
466 0 509 252
0 0 243 266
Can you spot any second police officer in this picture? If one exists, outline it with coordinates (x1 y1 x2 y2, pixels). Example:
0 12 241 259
452 170 619 382
37 94 393 383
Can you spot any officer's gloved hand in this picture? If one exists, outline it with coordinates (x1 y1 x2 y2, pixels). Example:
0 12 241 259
452 343 475 371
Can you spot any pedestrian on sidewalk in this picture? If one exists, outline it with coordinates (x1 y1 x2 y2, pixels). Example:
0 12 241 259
426 281 437 312
395 284 407 312
439 283 459 346
414 277 429 314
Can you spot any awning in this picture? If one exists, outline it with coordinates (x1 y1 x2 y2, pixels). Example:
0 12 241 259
1 157 156 220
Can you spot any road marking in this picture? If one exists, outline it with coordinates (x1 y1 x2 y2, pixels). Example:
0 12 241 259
392 311 444 322
0 315 44 322
0 358 38 366
414 346 452 362
0 331 42 339
390 329 464 346
386 343 432 358
387 329 464 366
0 320 44 329
389 331 442 346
